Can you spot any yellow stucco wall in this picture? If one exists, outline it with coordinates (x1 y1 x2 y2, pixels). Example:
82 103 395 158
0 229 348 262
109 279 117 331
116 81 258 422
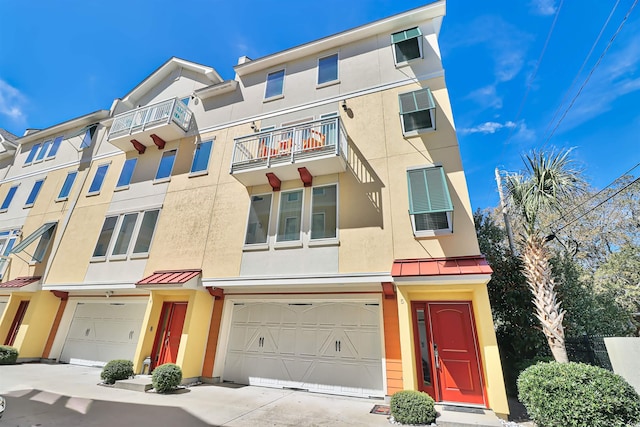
396 283 509 417
0 291 60 358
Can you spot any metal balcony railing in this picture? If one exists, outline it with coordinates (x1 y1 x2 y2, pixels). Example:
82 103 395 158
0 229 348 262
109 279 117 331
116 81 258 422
108 98 192 140
231 117 348 172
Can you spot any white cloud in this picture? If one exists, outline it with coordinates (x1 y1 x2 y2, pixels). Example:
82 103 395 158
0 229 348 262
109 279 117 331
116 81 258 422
530 0 557 16
466 84 503 109
459 121 517 135
0 79 26 123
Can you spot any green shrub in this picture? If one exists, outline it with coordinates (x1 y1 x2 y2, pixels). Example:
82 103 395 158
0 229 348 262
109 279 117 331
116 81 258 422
152 363 182 393
518 361 640 427
390 390 436 425
100 359 134 385
0 345 18 365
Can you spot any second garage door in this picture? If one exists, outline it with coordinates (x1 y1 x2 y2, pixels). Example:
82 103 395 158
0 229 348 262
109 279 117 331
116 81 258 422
59 302 147 367
224 301 384 397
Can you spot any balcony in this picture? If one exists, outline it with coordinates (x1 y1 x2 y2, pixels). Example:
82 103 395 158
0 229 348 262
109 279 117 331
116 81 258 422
230 117 349 187
108 98 192 153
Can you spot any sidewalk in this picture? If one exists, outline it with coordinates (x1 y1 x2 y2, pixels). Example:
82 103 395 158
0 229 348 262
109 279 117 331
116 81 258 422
0 363 390 426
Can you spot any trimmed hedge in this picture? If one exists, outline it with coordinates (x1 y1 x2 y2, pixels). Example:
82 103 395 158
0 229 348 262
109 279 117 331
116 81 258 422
0 345 18 365
390 390 436 425
152 363 182 393
100 359 134 385
518 361 640 427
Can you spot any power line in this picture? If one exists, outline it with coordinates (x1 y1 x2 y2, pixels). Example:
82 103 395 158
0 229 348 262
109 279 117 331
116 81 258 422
542 0 621 141
554 175 640 233
544 0 639 144
549 161 640 230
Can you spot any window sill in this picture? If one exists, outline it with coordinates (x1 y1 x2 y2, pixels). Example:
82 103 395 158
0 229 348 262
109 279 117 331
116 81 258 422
54 197 68 203
263 94 284 103
274 240 303 249
316 80 340 89
114 185 130 192
403 127 436 138
189 170 208 178
130 252 149 260
413 229 453 239
108 254 128 261
86 191 101 197
308 238 340 247
243 243 269 252
153 177 171 184
394 56 423 68
28 261 39 266
0 209 7 214
23 204 34 209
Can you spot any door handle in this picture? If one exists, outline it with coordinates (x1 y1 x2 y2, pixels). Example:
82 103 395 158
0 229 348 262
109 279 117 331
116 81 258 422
433 343 440 369
338 340 341 352
335 340 338 351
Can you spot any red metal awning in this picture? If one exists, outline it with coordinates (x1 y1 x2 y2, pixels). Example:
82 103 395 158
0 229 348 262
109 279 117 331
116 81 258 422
391 256 492 277
136 269 201 287
0 276 41 289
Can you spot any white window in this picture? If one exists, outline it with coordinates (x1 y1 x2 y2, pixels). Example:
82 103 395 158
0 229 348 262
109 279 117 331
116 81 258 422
311 184 337 240
265 70 285 99
91 209 160 261
57 171 78 201
0 185 19 212
407 166 453 237
25 179 45 208
190 140 213 175
317 54 338 86
276 190 303 242
116 158 137 189
244 194 272 245
155 149 177 181
391 27 423 65
399 88 436 135
88 163 110 195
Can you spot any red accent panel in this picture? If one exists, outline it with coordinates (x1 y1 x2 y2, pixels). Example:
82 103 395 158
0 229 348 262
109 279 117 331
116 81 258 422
391 256 493 277
50 290 68 301
136 269 201 286
152 302 188 369
131 139 146 154
297 167 313 187
266 172 281 191
5 300 29 346
150 134 166 150
0 276 41 288
207 287 224 299
382 282 395 298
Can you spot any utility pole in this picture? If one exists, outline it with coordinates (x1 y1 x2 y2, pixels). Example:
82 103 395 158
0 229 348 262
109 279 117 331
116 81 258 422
495 168 517 255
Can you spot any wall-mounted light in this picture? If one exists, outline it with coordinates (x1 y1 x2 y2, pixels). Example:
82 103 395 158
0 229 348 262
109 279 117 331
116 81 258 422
251 121 259 132
105 290 113 298
342 100 348 112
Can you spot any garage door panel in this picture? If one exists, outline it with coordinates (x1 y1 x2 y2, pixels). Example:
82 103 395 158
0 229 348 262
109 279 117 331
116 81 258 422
224 301 384 398
60 302 146 366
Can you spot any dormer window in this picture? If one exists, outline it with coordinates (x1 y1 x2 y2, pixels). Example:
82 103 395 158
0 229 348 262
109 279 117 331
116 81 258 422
391 27 423 65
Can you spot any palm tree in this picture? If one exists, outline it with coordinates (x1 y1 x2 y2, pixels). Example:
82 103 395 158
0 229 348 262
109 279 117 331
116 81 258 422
504 148 584 363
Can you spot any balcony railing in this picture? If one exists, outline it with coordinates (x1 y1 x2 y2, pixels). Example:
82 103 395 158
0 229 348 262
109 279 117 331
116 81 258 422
231 117 348 173
108 98 192 141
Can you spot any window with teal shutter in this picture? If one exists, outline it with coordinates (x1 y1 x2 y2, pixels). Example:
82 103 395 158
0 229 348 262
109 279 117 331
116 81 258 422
391 27 423 64
399 88 436 134
407 166 453 234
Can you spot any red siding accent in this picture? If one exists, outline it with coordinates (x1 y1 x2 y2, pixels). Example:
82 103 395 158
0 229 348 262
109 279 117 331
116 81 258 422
0 276 41 288
136 269 201 286
297 167 313 187
131 139 146 154
266 172 281 191
391 256 492 277
150 134 166 149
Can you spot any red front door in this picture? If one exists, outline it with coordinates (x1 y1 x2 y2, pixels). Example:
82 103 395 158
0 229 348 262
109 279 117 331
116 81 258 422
5 300 29 346
412 302 486 406
151 302 187 369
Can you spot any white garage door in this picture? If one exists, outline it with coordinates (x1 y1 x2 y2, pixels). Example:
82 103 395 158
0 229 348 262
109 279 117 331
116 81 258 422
60 302 147 367
224 301 384 397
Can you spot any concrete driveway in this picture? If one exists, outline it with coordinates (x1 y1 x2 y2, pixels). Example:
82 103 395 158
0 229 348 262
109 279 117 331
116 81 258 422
0 364 391 426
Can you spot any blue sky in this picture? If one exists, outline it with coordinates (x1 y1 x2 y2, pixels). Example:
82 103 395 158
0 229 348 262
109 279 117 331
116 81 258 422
1 0 639 210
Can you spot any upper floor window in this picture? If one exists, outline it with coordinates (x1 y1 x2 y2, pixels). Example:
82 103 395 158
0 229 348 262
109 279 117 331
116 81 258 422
25 179 44 207
92 209 160 261
9 222 57 263
391 27 423 65
245 194 272 245
57 171 78 201
190 140 213 174
399 88 436 135
407 165 453 237
0 229 19 278
80 127 97 149
47 136 63 158
276 190 303 242
25 136 64 165
155 149 177 181
0 185 19 212
88 163 109 195
24 143 41 164
311 185 337 240
318 54 338 86
35 140 53 162
265 70 285 100
116 158 137 189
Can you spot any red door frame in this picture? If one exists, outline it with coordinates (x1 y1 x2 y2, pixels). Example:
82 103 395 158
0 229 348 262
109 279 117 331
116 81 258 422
5 300 29 346
411 301 487 406
150 302 188 370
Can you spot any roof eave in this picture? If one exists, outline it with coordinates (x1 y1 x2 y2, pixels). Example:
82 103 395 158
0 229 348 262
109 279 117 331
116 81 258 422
16 110 110 145
234 0 446 77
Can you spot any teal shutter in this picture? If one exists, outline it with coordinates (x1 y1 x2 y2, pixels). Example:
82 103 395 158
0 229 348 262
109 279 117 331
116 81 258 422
399 88 435 115
391 27 422 44
407 167 453 214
